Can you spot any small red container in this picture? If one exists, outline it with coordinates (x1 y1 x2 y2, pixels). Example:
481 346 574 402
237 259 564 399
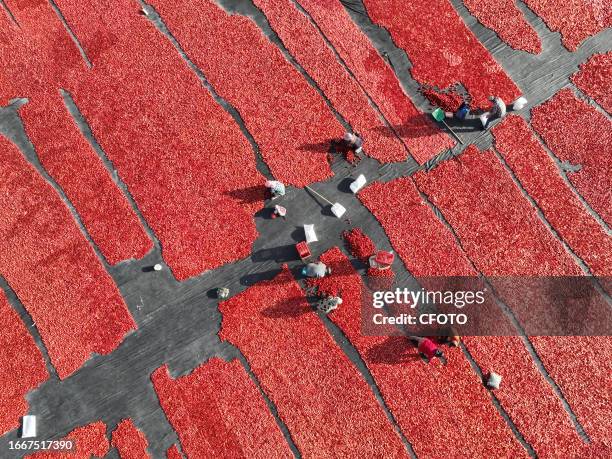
296 241 311 261
374 250 394 267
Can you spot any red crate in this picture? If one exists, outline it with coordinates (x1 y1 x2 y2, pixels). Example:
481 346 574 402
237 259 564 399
296 241 311 261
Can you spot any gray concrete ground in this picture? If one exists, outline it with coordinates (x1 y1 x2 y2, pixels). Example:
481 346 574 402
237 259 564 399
0 0 609 457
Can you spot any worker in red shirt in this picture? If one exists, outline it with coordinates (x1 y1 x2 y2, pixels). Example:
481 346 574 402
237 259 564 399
409 336 445 363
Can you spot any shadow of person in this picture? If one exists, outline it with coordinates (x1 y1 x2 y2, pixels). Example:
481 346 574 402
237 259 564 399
299 137 359 155
239 268 287 286
366 336 420 365
298 140 333 153
372 114 444 140
224 185 266 204
443 114 484 133
255 207 277 220
262 296 312 318
251 244 298 263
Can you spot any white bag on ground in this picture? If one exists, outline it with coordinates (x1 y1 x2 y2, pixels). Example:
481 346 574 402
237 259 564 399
331 202 346 218
487 372 502 390
350 174 367 194
304 224 318 243
512 96 528 111
22 415 36 438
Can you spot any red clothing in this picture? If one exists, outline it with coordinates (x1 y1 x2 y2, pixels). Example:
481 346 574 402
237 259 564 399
418 338 439 360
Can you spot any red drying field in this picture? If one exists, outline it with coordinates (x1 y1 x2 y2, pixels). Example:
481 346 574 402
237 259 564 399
362 0 521 109
20 97 152 265
413 146 582 276
572 52 612 114
0 292 48 436
529 336 612 447
360 167 600 454
414 146 612 445
148 0 341 186
298 0 454 163
0 1 151 266
166 445 183 459
464 336 587 457
523 0 611 51
0 2 256 278
27 421 109 459
53 0 266 279
359 178 475 276
309 248 527 458
152 359 291 458
111 419 150 459
0 0 86 104
464 0 541 53
253 0 408 164
493 115 612 276
219 267 408 458
531 89 612 228
0 137 135 379
360 181 502 330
